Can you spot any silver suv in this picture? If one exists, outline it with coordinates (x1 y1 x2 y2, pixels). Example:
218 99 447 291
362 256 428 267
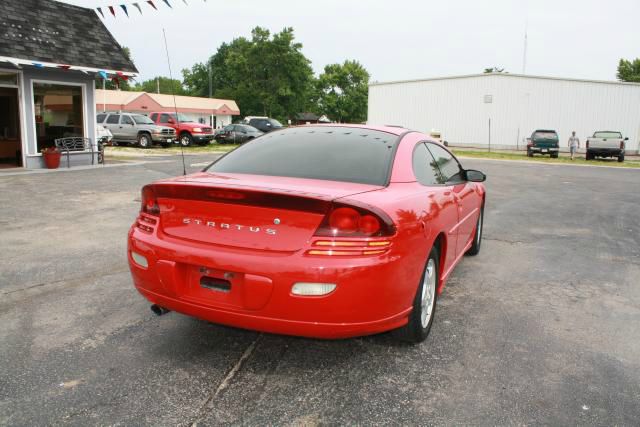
97 113 176 148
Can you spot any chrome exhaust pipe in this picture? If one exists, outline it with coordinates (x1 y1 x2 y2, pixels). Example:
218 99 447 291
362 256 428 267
150 304 170 316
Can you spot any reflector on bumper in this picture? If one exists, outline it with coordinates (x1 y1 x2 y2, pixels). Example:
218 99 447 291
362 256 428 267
291 282 336 296
131 251 148 268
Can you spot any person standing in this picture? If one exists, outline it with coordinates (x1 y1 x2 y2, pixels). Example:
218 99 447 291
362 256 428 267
568 131 580 160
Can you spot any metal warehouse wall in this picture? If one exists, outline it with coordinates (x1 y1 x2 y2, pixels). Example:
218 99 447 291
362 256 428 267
368 74 640 153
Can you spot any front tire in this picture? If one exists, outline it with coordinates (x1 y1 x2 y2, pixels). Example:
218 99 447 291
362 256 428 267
466 205 484 256
395 246 439 343
180 133 193 147
137 133 151 149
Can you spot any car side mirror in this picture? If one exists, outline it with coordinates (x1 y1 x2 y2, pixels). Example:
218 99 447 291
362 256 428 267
465 169 486 182
624 137 629 141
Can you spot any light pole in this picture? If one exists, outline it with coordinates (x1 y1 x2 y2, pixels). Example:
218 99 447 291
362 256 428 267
484 94 493 152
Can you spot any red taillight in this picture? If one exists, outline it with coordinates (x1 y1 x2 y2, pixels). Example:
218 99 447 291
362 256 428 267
315 202 394 238
141 185 160 215
620 141 624 149
329 207 360 233
586 140 589 149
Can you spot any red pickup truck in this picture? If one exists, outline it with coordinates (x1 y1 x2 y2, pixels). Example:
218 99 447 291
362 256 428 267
149 112 215 146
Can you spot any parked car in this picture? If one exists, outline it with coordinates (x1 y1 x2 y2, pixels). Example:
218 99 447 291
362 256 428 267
586 131 627 162
527 129 559 158
215 124 263 144
128 125 486 343
96 124 113 146
429 129 449 146
246 117 284 133
149 112 214 147
98 113 175 148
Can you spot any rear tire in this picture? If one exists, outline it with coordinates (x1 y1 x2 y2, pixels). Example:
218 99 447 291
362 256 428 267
395 246 439 343
618 154 624 163
466 205 484 256
527 149 533 157
137 133 151 149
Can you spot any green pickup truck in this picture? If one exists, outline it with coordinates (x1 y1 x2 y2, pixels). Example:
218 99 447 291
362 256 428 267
527 130 559 158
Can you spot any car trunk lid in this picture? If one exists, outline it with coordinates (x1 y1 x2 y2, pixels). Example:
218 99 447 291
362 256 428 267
152 173 383 252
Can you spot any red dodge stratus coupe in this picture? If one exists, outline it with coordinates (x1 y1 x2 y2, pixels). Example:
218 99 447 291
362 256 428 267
128 124 486 342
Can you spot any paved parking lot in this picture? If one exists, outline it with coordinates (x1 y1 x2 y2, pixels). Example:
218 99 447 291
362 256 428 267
1 155 639 425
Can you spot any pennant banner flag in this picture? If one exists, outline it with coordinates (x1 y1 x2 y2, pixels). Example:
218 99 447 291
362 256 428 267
98 71 108 79
95 0 207 18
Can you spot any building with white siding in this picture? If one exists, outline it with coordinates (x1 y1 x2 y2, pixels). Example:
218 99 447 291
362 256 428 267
368 73 640 154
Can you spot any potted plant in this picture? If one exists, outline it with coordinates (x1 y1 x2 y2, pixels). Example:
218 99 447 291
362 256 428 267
41 147 61 169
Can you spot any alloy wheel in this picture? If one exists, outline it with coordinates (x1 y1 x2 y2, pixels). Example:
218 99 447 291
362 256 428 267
420 258 437 328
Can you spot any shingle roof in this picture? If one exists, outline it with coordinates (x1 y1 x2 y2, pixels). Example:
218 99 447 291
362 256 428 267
0 0 137 73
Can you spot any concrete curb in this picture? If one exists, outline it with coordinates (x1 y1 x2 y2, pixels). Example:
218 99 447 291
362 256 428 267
0 160 171 177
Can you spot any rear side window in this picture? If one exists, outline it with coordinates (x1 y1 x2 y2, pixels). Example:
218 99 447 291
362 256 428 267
96 114 106 123
207 127 398 186
413 143 443 185
426 143 463 183
150 113 158 122
106 114 120 124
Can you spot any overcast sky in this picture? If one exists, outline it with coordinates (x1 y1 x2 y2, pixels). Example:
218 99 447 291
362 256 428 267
61 0 639 83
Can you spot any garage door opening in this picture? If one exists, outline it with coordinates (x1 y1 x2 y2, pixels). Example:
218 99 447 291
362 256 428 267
0 86 22 168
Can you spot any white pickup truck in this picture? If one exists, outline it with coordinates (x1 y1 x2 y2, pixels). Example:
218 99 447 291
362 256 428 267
586 131 628 162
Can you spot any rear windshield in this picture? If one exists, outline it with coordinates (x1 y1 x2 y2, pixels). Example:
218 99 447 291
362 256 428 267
206 127 398 185
593 131 622 139
533 131 558 140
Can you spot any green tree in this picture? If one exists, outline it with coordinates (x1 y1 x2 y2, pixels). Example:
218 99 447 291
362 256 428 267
182 27 314 121
315 60 370 123
132 76 186 95
617 58 640 82
95 46 134 90
484 67 505 73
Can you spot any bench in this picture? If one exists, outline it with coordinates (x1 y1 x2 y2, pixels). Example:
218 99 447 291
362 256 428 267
54 137 104 168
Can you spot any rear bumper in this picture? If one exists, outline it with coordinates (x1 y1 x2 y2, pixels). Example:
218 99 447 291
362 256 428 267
127 226 416 339
529 146 558 153
587 148 623 156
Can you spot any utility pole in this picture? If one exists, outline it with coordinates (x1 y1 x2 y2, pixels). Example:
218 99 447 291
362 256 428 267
488 118 491 153
522 2 529 74
156 76 160 94
208 62 212 98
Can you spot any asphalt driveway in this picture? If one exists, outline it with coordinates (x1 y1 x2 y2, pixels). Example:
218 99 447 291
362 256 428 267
1 155 639 425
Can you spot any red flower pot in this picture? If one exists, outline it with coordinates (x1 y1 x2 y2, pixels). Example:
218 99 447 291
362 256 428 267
43 151 61 169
